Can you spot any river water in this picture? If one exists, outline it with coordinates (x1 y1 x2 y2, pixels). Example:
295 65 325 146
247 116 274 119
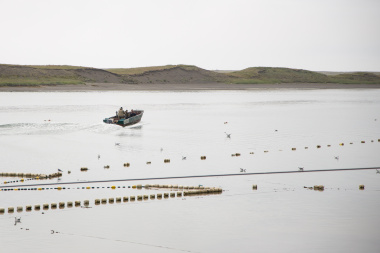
0 89 379 252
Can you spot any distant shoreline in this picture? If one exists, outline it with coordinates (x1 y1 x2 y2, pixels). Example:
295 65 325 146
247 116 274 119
2 64 380 88
1 82 380 92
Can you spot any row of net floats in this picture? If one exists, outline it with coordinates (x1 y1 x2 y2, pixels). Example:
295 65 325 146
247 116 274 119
0 186 223 214
3 183 366 192
1 184 367 213
289 140 380 151
281 184 365 191
0 186 128 191
80 139 380 170
252 184 365 191
244 139 380 155
0 184 223 192
107 139 380 168
2 139 378 181
307 184 365 191
1 172 62 185
84 157 205 171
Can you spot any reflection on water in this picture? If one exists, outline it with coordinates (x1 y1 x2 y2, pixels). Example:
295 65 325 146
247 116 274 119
0 89 380 252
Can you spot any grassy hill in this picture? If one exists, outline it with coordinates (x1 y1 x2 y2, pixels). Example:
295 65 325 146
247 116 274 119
1 64 379 86
107 65 226 84
227 67 330 84
0 64 130 86
328 72 380 84
107 65 181 75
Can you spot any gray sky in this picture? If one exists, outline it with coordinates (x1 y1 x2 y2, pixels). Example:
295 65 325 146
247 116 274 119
1 0 379 71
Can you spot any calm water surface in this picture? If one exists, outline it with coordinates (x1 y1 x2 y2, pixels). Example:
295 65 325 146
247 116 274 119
0 89 380 252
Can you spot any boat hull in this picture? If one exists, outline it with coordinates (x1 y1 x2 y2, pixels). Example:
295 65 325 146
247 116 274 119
103 110 144 127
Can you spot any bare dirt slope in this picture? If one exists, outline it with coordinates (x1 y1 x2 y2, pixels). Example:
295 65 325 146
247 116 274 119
129 66 226 84
0 64 127 84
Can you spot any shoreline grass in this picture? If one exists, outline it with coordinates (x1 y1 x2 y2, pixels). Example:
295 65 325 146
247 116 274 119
0 78 83 86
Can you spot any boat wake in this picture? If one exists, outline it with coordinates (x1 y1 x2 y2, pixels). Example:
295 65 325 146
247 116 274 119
0 122 97 135
0 121 147 136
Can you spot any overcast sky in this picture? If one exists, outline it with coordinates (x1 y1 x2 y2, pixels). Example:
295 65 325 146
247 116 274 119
1 0 379 71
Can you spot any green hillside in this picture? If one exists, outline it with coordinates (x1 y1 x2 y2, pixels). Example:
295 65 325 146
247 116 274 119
1 64 379 86
0 64 126 86
227 67 380 84
228 67 329 84
328 72 380 84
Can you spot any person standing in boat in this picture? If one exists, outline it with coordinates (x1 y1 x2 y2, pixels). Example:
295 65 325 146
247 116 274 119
118 107 125 119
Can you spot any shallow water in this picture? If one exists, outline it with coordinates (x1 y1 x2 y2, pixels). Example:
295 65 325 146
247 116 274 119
0 89 380 252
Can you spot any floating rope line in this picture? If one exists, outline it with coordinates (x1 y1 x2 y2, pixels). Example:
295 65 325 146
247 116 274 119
0 184 220 192
0 188 222 214
1 138 378 184
56 231 197 253
0 167 378 189
0 185 130 191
